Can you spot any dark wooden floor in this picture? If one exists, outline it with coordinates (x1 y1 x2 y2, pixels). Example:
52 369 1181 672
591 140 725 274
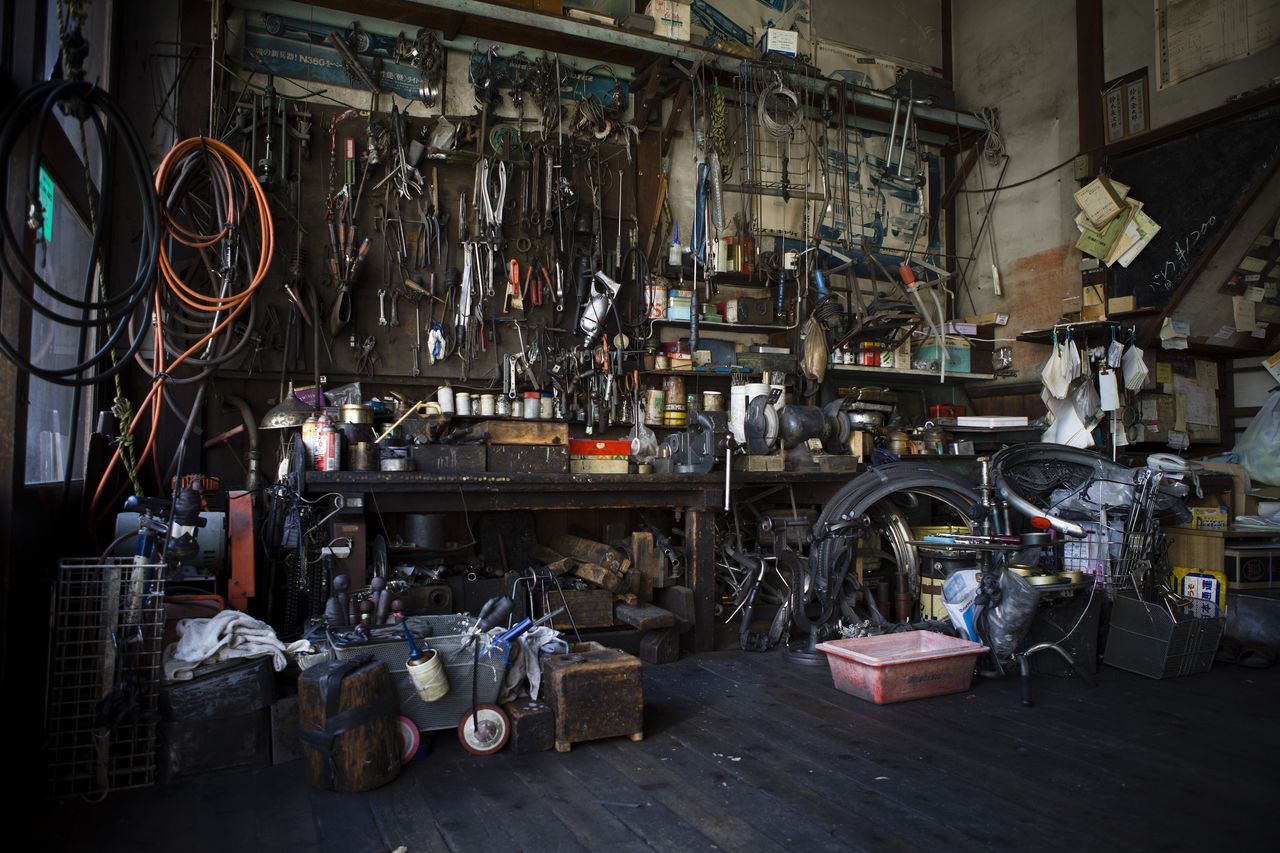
46 649 1280 852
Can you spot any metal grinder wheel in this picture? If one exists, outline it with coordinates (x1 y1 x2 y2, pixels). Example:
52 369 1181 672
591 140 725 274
457 704 510 755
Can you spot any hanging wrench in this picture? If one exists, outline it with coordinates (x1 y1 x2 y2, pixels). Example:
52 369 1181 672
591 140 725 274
390 290 400 326
377 288 388 326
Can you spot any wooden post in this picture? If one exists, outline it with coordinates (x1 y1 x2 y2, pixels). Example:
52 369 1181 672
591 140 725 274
684 509 715 652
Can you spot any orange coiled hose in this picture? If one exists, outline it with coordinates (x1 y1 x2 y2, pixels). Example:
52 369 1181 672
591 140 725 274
90 137 273 531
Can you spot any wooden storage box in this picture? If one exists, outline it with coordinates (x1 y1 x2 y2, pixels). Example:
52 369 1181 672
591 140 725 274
158 708 271 783
502 698 556 754
487 443 568 473
542 588 614 629
481 420 568 446
411 444 487 474
541 642 644 752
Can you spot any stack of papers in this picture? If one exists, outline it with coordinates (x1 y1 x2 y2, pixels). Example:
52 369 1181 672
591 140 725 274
1073 177 1161 267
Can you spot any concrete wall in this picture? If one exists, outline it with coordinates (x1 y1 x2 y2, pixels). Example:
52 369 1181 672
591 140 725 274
1103 0 1280 131
951 0 1081 377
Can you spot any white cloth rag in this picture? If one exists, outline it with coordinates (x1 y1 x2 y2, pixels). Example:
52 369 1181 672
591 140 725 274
499 625 568 702
163 610 312 682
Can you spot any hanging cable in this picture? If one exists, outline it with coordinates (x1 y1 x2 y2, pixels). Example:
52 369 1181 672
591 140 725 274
0 79 160 385
90 137 272 531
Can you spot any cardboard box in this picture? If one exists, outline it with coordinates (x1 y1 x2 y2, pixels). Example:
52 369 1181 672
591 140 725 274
1224 547 1280 589
757 27 798 57
962 312 1009 326
1108 295 1136 314
645 0 690 41
1187 506 1229 530
1171 567 1227 617
1082 284 1107 321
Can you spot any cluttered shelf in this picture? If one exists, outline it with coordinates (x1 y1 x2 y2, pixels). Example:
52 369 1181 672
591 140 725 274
307 0 988 142
650 318 790 334
827 364 996 384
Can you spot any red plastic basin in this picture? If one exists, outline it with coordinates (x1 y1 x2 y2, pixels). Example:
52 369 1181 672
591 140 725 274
816 632 989 705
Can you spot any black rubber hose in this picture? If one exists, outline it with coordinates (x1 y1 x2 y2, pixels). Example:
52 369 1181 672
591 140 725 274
0 80 159 386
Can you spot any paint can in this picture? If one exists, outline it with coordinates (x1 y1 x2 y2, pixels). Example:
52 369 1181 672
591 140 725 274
406 648 449 702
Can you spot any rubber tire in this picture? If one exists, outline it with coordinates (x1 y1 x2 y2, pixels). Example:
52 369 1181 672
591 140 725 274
457 704 510 756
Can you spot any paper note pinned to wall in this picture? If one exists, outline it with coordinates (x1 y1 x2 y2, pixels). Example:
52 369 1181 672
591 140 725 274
1253 323 1269 339
1211 325 1236 341
1195 359 1218 390
1233 295 1257 334
1156 362 1173 384
1245 284 1266 302
1239 256 1268 273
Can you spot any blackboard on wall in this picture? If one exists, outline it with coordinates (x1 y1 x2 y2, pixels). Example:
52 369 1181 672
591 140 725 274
1108 102 1280 308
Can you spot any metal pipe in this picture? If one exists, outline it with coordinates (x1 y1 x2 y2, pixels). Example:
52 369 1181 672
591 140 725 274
223 394 260 492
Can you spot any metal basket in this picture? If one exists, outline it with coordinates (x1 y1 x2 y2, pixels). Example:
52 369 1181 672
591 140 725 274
46 558 167 798
330 614 507 732
1104 593 1224 679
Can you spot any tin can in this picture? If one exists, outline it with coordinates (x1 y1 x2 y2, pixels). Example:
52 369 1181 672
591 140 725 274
496 396 512 417
702 390 724 412
644 389 665 424
654 354 670 370
539 393 554 419
523 391 541 420
645 284 667 319
350 442 378 471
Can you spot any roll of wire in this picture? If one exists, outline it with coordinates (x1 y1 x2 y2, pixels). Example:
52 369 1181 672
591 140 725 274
0 79 161 511
90 137 273 531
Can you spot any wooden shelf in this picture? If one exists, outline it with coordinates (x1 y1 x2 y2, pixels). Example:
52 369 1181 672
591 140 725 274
306 0 987 144
642 368 757 379
651 318 788 334
827 364 995 384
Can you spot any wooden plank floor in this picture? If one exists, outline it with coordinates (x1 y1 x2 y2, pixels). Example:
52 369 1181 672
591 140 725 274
46 649 1280 852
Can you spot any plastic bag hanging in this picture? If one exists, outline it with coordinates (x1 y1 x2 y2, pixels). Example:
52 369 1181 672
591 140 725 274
1066 329 1083 380
1040 330 1071 399
1106 326 1124 369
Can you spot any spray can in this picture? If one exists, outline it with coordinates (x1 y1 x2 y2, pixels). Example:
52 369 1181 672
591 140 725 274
301 414 319 466
318 421 342 471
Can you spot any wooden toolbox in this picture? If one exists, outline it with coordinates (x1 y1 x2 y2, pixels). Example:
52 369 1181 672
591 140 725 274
541 642 644 753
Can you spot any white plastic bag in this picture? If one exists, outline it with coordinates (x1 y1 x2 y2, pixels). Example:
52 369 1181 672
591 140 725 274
1040 337 1071 399
1234 390 1280 486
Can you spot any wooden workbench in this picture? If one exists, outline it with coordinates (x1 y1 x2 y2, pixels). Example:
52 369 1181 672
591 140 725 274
305 470 855 652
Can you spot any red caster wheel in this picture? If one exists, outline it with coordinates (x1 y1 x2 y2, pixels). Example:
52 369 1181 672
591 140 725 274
457 704 510 755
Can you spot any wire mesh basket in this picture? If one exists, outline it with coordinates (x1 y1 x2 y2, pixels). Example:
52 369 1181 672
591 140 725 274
1104 592 1224 679
330 614 507 732
1059 518 1167 599
46 558 166 798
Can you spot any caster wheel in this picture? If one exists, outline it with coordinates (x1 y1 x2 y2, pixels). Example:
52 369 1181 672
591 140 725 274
396 716 421 765
457 704 509 755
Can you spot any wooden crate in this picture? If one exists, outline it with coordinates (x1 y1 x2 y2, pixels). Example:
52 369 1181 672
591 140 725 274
541 643 644 752
542 588 614 629
487 443 568 473
480 420 568 446
411 444 487 474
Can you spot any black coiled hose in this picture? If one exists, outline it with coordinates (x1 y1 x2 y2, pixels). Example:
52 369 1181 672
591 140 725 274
0 79 160 386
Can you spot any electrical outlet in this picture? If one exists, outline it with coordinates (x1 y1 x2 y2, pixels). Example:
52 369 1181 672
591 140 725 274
1073 154 1093 181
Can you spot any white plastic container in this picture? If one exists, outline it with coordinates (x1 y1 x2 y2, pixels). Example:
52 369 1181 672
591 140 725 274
729 385 748 444
455 392 472 416
437 385 455 415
